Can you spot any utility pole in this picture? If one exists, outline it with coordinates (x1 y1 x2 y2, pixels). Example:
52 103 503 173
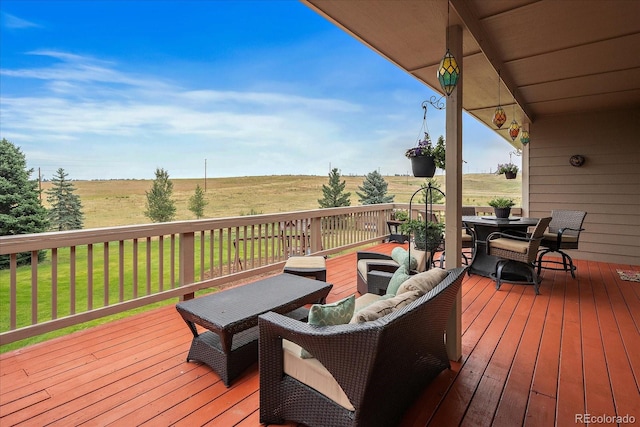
204 158 207 192
38 167 42 201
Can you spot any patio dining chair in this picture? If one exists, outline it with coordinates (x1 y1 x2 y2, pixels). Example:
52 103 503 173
434 206 477 268
536 210 587 278
487 216 552 294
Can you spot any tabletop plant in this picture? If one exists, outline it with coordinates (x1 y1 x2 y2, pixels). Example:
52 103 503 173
488 197 515 208
392 209 409 222
488 197 515 218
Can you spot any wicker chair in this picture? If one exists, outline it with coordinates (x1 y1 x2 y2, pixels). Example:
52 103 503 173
434 206 477 268
536 210 587 278
258 267 466 427
355 251 399 295
487 217 552 294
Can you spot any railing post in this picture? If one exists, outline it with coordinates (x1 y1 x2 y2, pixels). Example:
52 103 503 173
309 217 322 254
179 232 195 300
378 208 388 241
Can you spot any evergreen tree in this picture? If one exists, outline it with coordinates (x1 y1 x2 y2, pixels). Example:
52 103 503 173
46 168 84 231
145 168 176 222
419 178 445 205
318 168 351 208
188 184 208 219
356 170 394 205
0 138 49 268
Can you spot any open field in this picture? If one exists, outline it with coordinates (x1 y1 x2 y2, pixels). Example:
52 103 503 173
40 174 521 229
2 173 520 352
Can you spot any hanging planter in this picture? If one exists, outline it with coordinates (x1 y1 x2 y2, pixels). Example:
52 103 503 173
405 133 446 178
496 163 519 180
410 155 437 178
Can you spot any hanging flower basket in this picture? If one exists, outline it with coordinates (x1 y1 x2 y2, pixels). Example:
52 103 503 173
405 132 445 178
410 156 437 178
496 162 519 180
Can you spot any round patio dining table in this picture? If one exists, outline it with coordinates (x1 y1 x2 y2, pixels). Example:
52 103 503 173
462 216 540 280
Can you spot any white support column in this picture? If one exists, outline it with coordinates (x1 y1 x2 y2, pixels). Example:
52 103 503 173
445 23 463 361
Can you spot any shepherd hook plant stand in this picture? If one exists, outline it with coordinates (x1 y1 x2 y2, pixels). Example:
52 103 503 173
407 182 445 271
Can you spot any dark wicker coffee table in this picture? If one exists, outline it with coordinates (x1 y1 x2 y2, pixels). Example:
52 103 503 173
175 273 332 386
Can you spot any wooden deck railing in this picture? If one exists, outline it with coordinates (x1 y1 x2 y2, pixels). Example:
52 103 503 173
0 203 519 344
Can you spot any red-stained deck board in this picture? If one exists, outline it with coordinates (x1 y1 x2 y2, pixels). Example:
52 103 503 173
492 280 553 427
2 244 639 427
589 261 640 418
579 267 616 418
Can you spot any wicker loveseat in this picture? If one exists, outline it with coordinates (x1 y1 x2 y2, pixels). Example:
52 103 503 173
258 267 466 427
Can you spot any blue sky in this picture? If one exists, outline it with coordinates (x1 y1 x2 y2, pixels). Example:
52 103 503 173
1 1 517 180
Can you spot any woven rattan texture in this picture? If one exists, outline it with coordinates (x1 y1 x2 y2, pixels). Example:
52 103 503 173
259 267 466 427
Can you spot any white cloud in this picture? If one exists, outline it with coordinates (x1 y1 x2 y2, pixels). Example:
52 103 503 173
1 47 514 180
1 12 40 29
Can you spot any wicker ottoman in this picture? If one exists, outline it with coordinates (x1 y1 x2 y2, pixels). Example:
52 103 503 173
283 256 327 281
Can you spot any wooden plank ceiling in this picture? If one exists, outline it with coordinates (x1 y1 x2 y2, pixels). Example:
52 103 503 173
303 0 640 147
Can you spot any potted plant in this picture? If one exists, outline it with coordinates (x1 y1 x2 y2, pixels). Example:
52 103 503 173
392 209 409 222
488 197 516 218
405 133 446 178
496 162 519 179
400 218 445 252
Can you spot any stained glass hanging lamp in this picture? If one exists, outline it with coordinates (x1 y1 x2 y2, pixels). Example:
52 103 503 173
509 104 520 141
492 70 506 128
437 1 460 96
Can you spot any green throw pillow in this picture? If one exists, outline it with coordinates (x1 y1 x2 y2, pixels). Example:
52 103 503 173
391 247 417 270
385 265 411 296
301 294 356 359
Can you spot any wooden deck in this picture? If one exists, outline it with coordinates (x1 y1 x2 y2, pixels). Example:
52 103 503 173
1 243 639 426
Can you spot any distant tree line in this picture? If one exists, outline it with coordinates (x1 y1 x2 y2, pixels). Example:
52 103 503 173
2 137 396 270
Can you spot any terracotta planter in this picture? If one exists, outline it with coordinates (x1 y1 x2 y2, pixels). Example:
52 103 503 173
410 156 436 178
505 171 517 179
494 207 511 218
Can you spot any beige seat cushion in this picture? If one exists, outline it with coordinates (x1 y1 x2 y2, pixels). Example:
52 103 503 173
282 340 355 411
396 268 448 296
543 232 578 243
350 290 421 323
410 244 428 272
489 237 529 254
354 292 384 311
284 255 326 269
357 259 398 279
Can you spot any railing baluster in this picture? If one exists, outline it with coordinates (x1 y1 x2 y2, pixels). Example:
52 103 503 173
158 235 164 292
10 254 17 329
170 234 176 288
70 246 76 315
52 248 58 320
119 240 125 301
87 244 93 311
103 242 109 305
133 238 138 299
31 251 37 325
146 236 152 295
